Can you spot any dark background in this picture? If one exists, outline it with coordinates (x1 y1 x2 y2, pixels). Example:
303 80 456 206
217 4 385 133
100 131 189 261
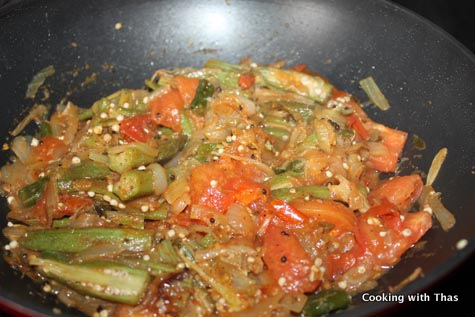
0 0 474 316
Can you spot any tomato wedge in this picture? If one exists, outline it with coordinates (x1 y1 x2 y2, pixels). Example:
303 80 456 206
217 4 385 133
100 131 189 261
268 199 308 225
150 89 184 132
368 175 423 212
189 157 267 213
262 220 320 293
358 201 432 266
120 115 155 142
31 137 66 162
347 114 370 141
54 194 94 218
366 122 408 173
238 73 255 90
173 76 199 105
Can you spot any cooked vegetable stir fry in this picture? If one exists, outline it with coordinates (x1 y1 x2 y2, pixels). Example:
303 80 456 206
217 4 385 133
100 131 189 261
1 59 453 317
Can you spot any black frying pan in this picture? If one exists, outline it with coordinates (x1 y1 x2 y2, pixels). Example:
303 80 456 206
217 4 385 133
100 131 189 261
0 0 474 316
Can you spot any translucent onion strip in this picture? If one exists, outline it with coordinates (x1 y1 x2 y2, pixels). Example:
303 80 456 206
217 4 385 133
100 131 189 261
426 148 448 186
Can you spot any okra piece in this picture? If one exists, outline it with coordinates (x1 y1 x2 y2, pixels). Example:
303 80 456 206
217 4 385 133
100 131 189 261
180 112 193 138
264 173 299 190
108 147 156 174
280 101 315 122
78 108 94 121
105 211 145 229
274 159 305 176
199 234 216 248
301 289 351 317
144 79 159 91
113 170 154 201
156 134 187 164
18 177 49 207
272 185 330 202
61 161 111 181
154 239 180 265
263 127 290 141
20 228 154 252
52 217 70 228
257 67 332 103
36 121 52 138
29 257 150 305
190 79 215 116
144 203 169 220
205 59 243 72
195 143 218 163
117 258 178 278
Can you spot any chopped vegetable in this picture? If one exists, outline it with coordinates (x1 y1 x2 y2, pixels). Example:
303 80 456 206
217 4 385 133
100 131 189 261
359 76 391 111
113 170 154 201
1 58 450 317
426 147 447 186
26 65 55 99
108 147 156 174
11 104 48 136
301 289 351 317
271 185 330 202
190 79 215 115
257 67 332 103
20 228 154 253
18 177 50 207
29 257 150 305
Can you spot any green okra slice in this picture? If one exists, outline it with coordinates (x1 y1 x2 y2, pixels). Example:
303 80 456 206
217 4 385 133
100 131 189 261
20 228 154 253
108 148 156 174
18 177 50 207
29 257 150 305
113 170 154 201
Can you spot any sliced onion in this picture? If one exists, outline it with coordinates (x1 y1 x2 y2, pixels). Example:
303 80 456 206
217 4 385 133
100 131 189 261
60 102 79 144
222 153 275 176
163 177 189 204
236 95 256 116
11 104 48 136
426 148 447 186
170 192 190 215
147 163 168 195
359 76 391 111
11 136 31 164
226 204 255 238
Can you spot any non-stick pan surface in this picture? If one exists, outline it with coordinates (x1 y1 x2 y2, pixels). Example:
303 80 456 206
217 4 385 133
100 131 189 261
0 0 474 316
